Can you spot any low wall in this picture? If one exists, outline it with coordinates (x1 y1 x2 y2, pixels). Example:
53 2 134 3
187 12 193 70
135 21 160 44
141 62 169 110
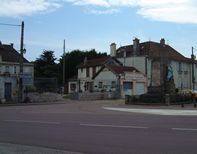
70 92 119 101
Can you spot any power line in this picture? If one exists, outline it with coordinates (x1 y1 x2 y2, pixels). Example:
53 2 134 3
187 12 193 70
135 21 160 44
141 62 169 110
0 22 21 27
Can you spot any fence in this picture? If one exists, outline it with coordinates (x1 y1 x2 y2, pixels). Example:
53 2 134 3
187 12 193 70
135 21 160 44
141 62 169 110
34 78 58 93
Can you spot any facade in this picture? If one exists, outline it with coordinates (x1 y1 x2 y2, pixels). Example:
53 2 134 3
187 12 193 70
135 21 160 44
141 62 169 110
0 42 34 102
76 55 147 97
73 37 195 99
77 56 121 92
93 64 147 98
114 38 196 91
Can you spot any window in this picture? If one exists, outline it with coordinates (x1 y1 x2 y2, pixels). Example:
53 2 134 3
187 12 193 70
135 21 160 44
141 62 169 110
178 62 182 72
5 66 9 73
14 66 17 74
111 81 116 88
86 67 89 77
70 83 76 91
99 82 103 88
93 67 96 76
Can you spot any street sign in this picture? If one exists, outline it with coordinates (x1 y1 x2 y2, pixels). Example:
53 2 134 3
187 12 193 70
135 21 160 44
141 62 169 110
19 73 33 85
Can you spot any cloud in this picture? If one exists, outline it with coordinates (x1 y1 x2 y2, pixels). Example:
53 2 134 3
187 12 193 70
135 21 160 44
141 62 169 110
65 0 197 24
88 9 120 15
0 0 61 17
1 0 197 24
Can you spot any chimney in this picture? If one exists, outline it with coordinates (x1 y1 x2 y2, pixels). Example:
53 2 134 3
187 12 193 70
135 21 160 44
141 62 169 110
84 57 87 65
133 38 140 55
110 43 116 57
160 38 165 46
10 43 14 48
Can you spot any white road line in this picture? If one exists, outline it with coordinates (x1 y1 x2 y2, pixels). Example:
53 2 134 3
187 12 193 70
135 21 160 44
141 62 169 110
172 128 197 131
4 120 60 125
80 123 148 129
103 107 197 116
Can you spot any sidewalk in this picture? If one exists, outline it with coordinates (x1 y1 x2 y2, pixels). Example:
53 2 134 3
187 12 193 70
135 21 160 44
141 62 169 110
0 143 82 154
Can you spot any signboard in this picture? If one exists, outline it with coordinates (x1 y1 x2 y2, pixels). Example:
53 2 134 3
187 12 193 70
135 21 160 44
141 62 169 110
124 73 145 81
19 73 33 85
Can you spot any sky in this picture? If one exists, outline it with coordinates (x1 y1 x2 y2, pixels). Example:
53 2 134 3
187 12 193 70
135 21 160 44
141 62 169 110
0 0 197 61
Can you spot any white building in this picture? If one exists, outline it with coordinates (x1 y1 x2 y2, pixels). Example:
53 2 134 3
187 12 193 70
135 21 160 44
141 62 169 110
74 37 196 99
114 38 196 92
0 43 34 102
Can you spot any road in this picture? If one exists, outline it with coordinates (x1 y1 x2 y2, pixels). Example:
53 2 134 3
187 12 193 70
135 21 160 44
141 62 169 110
0 100 197 154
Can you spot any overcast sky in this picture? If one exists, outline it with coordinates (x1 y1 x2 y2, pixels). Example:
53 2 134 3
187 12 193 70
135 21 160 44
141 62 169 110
0 0 197 61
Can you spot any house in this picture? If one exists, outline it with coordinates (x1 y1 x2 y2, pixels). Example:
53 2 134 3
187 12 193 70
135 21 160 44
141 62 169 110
75 54 147 98
77 56 122 92
92 63 147 98
0 42 34 102
113 38 196 92
72 37 195 100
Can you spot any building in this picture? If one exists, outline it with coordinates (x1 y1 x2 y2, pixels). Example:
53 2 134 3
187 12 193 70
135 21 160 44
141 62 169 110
77 56 121 92
72 37 196 100
0 42 34 102
76 55 147 98
93 63 147 98
114 38 196 92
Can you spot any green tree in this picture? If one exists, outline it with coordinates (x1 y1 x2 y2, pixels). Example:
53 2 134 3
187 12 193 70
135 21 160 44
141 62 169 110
34 50 58 78
59 49 107 83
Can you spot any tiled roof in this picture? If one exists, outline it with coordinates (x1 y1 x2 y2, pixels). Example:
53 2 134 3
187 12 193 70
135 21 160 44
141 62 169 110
77 56 111 68
0 44 29 63
116 41 192 63
106 64 139 74
92 64 140 79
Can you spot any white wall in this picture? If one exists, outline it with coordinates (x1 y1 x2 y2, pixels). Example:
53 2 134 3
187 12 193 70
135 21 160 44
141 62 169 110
94 68 117 92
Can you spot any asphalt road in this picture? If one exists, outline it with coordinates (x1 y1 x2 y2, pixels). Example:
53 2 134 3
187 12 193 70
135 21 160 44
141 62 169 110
0 100 197 154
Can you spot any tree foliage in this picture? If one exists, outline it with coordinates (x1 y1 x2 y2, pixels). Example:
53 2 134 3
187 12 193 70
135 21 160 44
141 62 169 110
34 50 58 78
34 49 107 86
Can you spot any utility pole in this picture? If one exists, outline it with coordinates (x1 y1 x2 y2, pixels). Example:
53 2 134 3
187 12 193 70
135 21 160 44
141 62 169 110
19 21 24 103
63 40 66 94
192 47 195 90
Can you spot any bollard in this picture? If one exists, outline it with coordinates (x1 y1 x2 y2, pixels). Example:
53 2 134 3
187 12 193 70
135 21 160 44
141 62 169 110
181 103 184 108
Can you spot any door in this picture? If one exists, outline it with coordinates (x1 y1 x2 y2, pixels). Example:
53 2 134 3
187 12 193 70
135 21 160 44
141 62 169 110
136 82 145 95
123 82 133 96
4 82 12 101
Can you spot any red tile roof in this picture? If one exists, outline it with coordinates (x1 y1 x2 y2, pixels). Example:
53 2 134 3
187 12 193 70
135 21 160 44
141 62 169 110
92 64 140 79
116 41 192 63
106 64 139 74
0 44 29 63
77 56 111 68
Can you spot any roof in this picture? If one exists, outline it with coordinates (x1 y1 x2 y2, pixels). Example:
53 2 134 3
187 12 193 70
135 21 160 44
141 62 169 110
106 65 139 74
0 43 29 63
92 64 140 79
116 41 193 63
77 56 111 68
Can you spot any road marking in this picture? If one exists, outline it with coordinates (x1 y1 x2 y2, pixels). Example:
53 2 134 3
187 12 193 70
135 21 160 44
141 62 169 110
172 128 197 131
4 120 60 125
80 123 148 129
103 107 197 116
